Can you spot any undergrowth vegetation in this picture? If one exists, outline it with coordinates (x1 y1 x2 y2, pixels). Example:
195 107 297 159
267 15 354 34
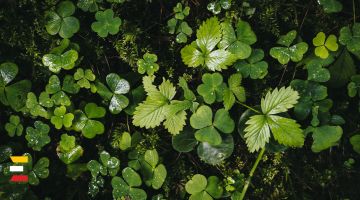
0 0 360 199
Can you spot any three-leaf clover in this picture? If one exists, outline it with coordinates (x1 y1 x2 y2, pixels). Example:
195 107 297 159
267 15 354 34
77 0 102 12
87 151 120 177
51 106 74 129
25 121 51 151
111 167 147 200
197 73 226 104
218 20 257 59
270 30 308 64
5 115 23 137
46 75 80 106
96 73 130 114
137 53 160 75
74 68 96 88
234 49 268 79
140 149 167 189
45 1 80 38
91 9 122 37
339 23 360 53
26 92 53 118
190 105 235 145
244 87 304 152
312 32 338 59
185 174 223 200
223 73 246 110
42 50 78 73
174 3 190 20
0 62 31 111
72 102 106 138
181 17 236 71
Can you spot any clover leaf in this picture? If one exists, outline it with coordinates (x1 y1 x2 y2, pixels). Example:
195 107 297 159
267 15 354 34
350 134 360 154
348 75 360 97
190 105 235 145
73 102 106 138
290 79 328 120
140 149 167 189
96 73 130 114
111 167 147 200
318 0 343 13
77 0 102 12
307 125 343 153
207 0 232 15
312 32 338 59
174 3 190 20
51 106 74 129
137 53 160 75
26 92 52 118
223 73 246 110
46 75 80 106
243 87 304 152
181 17 237 71
25 121 51 151
5 115 23 137
59 133 75 152
0 62 31 111
304 57 331 82
42 49 78 73
45 1 80 38
219 20 257 59
339 23 360 53
234 49 268 79
270 30 308 64
197 134 234 165
185 174 223 200
24 154 50 185
197 73 226 104
87 151 120 177
74 68 96 88
91 9 122 37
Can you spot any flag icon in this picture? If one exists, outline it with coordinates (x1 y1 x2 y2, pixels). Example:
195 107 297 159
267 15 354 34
9 156 29 183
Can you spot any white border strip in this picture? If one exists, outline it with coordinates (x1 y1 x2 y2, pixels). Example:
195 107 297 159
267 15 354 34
10 166 23 172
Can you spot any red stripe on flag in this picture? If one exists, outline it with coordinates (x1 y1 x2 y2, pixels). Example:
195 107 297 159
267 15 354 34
10 175 28 182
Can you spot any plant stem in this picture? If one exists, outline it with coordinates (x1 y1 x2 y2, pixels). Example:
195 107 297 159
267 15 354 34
236 101 261 114
239 148 266 200
353 0 356 24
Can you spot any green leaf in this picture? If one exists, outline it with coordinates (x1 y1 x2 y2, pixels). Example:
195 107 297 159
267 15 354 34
219 20 256 59
234 49 268 79
77 0 102 12
270 30 308 64
178 77 196 101
137 53 160 75
350 134 360 154
172 127 198 152
313 32 338 59
267 115 304 147
45 1 80 38
197 73 224 104
190 105 213 129
328 49 356 88
223 73 246 110
244 115 270 152
213 109 235 134
197 134 234 165
205 176 223 198
261 86 299 115
118 131 132 150
1 73 31 111
42 50 78 73
195 126 222 145
339 23 360 53
318 0 343 13
59 133 76 152
306 63 330 82
25 121 51 151
5 115 23 137
73 104 105 139
28 156 50 185
311 125 343 152
26 92 49 118
152 164 167 189
348 75 360 97
185 174 207 194
181 17 236 71
122 167 142 187
105 73 130 114
91 9 121 37
58 145 83 164
74 68 96 89
0 62 18 87
144 149 159 168
85 102 106 118
51 106 74 129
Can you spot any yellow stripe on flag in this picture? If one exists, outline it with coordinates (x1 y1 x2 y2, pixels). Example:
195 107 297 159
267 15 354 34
10 156 28 163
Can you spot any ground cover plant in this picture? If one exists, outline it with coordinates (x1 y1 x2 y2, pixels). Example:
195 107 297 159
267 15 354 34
0 0 360 199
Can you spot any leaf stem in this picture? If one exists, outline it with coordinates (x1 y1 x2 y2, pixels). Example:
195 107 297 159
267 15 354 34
239 148 266 200
353 0 356 24
236 101 261 114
